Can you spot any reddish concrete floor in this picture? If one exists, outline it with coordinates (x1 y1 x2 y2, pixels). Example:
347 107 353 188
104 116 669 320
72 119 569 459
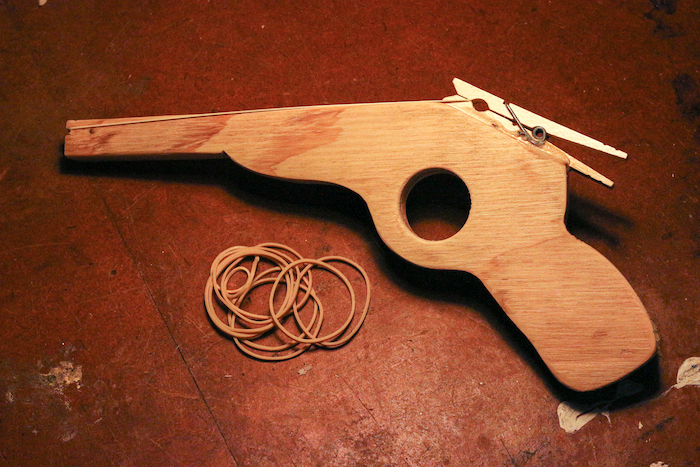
1 1 699 466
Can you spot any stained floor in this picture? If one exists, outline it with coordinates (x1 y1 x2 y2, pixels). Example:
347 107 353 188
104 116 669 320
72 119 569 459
1 1 699 466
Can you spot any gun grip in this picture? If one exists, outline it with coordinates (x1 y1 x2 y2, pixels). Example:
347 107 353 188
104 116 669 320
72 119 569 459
480 234 656 392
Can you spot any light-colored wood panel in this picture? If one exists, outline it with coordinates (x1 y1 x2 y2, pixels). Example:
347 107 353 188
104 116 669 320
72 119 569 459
64 97 655 391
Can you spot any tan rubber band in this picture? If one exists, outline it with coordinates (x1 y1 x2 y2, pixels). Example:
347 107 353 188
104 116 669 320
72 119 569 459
204 243 371 361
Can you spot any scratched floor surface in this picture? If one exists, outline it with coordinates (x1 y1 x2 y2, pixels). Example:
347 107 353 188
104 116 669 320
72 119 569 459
1 1 699 466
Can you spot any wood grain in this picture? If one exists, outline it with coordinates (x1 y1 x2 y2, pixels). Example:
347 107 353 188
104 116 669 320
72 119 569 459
64 100 656 391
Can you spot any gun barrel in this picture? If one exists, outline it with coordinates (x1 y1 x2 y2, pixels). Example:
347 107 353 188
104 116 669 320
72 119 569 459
65 114 234 160
64 101 442 160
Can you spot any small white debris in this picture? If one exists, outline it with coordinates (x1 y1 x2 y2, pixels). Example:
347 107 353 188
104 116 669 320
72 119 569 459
61 429 77 442
41 361 82 394
39 0 47 6
638 421 643 429
663 357 700 395
674 357 700 389
557 402 601 434
298 365 312 376
649 462 669 467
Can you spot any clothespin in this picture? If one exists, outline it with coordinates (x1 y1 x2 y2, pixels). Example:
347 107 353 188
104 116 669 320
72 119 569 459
445 78 627 187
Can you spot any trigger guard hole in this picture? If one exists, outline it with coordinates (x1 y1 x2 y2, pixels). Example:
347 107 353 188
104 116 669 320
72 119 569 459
401 169 471 242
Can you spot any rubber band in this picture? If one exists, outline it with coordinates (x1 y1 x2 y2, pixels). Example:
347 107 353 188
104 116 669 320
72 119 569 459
204 243 371 361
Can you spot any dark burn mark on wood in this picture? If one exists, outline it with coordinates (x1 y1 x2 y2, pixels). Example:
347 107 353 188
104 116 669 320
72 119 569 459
672 74 700 121
644 1 683 37
640 416 675 440
672 73 700 144
650 0 678 14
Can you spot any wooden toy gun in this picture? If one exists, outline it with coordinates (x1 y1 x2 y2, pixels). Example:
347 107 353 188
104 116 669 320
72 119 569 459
64 78 656 392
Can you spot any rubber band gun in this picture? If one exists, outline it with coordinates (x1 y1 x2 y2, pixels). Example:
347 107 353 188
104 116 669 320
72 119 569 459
64 78 656 391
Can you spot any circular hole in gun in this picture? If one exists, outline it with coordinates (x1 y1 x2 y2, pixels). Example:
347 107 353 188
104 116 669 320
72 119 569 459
402 169 471 241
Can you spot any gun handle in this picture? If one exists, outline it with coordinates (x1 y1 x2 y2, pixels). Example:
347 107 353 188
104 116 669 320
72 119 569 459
480 233 656 392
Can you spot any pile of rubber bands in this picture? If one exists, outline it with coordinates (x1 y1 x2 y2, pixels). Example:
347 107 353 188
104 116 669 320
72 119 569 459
204 243 371 361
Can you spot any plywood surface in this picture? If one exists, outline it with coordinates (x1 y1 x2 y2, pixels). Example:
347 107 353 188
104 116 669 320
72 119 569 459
64 99 656 391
